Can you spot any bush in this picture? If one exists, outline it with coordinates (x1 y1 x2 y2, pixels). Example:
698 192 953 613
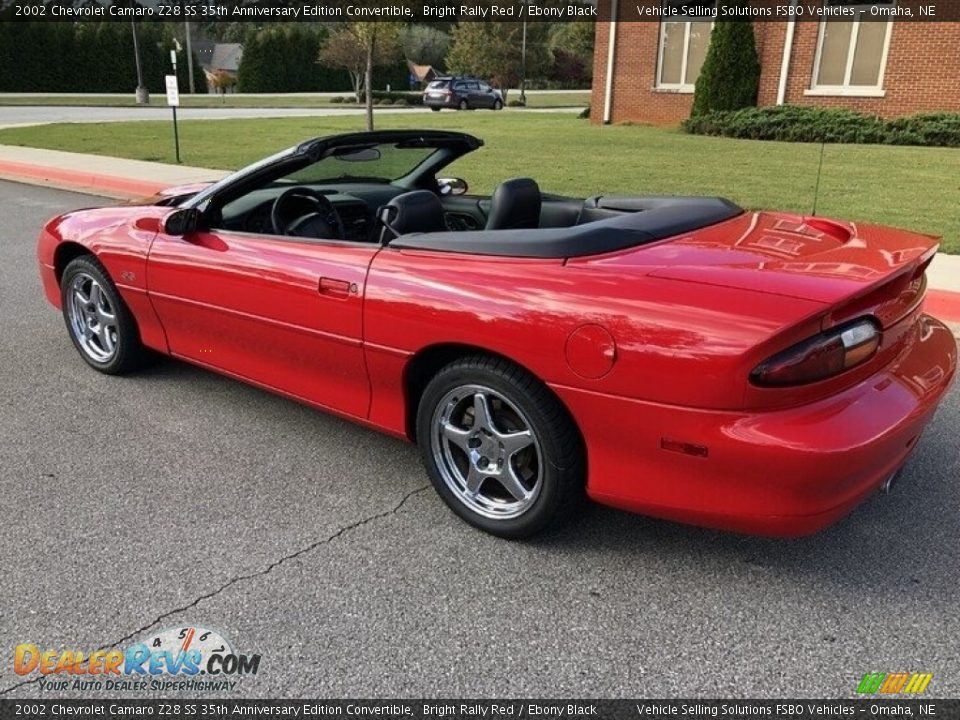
886 113 960 147
370 91 423 106
691 9 760 117
330 96 344 104
579 105 590 119
507 99 526 107
683 106 960 147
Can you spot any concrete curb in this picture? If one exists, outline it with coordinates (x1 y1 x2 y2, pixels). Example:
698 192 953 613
926 290 960 325
0 158 166 199
2 154 960 326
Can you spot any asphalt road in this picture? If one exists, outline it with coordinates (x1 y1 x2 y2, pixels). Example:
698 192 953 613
0 180 958 700
0 105 580 129
0 105 429 129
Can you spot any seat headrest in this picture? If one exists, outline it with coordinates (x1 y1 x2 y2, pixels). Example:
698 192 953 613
485 177 541 230
379 190 447 242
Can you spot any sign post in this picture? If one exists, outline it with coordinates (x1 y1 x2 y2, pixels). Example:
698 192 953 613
166 50 181 164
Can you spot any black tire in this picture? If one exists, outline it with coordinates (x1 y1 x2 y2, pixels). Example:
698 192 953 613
493 99 503 111
458 99 469 111
416 356 584 538
60 255 151 375
431 107 441 112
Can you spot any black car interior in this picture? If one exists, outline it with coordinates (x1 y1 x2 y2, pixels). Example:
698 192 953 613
187 131 743 257
206 177 742 259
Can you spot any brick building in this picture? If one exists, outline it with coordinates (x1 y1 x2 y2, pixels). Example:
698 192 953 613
591 10 960 124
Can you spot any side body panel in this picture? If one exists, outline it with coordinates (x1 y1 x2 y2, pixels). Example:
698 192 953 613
361 245 825 431
146 228 379 419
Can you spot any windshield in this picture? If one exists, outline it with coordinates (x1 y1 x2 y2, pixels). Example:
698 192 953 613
283 142 439 184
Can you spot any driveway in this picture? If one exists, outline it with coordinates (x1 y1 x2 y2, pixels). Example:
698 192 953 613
0 180 957 699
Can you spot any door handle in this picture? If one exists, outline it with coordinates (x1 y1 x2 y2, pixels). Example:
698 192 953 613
318 277 351 298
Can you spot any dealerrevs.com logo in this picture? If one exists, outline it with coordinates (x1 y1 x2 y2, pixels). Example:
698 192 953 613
856 672 933 695
14 626 261 693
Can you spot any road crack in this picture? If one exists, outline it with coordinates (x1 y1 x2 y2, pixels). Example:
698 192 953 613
0 485 430 696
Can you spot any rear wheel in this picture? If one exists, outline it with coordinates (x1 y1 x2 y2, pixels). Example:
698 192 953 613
458 99 469 111
417 356 584 538
493 99 503 111
431 107 441 112
60 255 150 374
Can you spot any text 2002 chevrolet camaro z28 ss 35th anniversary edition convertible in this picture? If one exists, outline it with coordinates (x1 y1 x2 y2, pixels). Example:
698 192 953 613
37 130 956 538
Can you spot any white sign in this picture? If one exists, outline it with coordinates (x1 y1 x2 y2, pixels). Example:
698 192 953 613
165 75 180 107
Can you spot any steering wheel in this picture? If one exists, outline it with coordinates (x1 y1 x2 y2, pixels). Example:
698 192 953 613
270 187 345 240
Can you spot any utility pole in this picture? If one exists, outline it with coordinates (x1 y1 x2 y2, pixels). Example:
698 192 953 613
520 19 527 105
131 21 148 104
184 21 195 94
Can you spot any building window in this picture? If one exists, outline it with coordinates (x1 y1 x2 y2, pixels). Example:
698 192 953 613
809 1 894 96
657 20 714 92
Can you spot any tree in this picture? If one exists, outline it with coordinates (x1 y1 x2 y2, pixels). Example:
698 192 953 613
209 70 236 101
549 21 595 64
402 24 450 68
690 7 760 117
236 29 266 93
547 48 588 87
319 23 404 131
446 22 550 101
319 29 368 102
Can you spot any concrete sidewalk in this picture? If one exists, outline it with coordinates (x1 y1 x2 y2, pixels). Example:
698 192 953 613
0 144 226 196
1 143 958 321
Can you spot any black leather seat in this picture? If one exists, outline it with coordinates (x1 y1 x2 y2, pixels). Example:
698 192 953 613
379 190 446 242
485 178 541 230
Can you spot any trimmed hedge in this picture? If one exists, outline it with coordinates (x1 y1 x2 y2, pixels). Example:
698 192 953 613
0 22 206 94
236 26 409 93
370 91 423 106
683 106 960 147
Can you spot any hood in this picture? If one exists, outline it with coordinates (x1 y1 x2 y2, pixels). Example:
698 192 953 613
128 181 218 207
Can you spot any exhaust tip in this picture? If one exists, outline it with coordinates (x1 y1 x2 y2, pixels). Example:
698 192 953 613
883 468 905 495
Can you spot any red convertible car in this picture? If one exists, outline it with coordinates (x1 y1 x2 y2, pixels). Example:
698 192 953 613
37 130 956 538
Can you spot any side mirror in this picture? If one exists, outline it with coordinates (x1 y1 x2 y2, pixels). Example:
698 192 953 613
437 177 468 196
163 208 200 236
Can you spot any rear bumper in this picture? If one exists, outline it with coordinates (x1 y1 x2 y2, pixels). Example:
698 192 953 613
423 95 458 108
553 314 957 536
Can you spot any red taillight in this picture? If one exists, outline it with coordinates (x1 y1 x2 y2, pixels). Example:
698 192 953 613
750 318 881 387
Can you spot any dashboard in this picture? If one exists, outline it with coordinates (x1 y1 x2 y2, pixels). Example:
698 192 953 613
216 183 408 243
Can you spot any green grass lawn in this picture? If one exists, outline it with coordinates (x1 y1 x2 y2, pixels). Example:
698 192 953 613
1 111 957 252
0 91 590 109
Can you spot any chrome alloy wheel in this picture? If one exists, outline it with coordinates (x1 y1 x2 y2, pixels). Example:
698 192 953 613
431 384 544 520
66 272 118 363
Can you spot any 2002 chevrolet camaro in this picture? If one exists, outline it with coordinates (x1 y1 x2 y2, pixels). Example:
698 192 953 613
37 130 957 538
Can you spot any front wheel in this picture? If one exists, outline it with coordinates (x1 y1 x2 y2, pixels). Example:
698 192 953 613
60 255 151 374
417 356 584 538
430 107 441 112
458 99 469 111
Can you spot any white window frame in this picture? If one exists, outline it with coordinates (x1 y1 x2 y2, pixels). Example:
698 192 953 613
807 7 894 98
655 20 714 93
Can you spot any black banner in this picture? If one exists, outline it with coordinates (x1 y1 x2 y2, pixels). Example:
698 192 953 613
1 700 959 720
2 0 960 23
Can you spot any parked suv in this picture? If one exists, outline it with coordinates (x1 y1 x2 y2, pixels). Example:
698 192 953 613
423 77 504 111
